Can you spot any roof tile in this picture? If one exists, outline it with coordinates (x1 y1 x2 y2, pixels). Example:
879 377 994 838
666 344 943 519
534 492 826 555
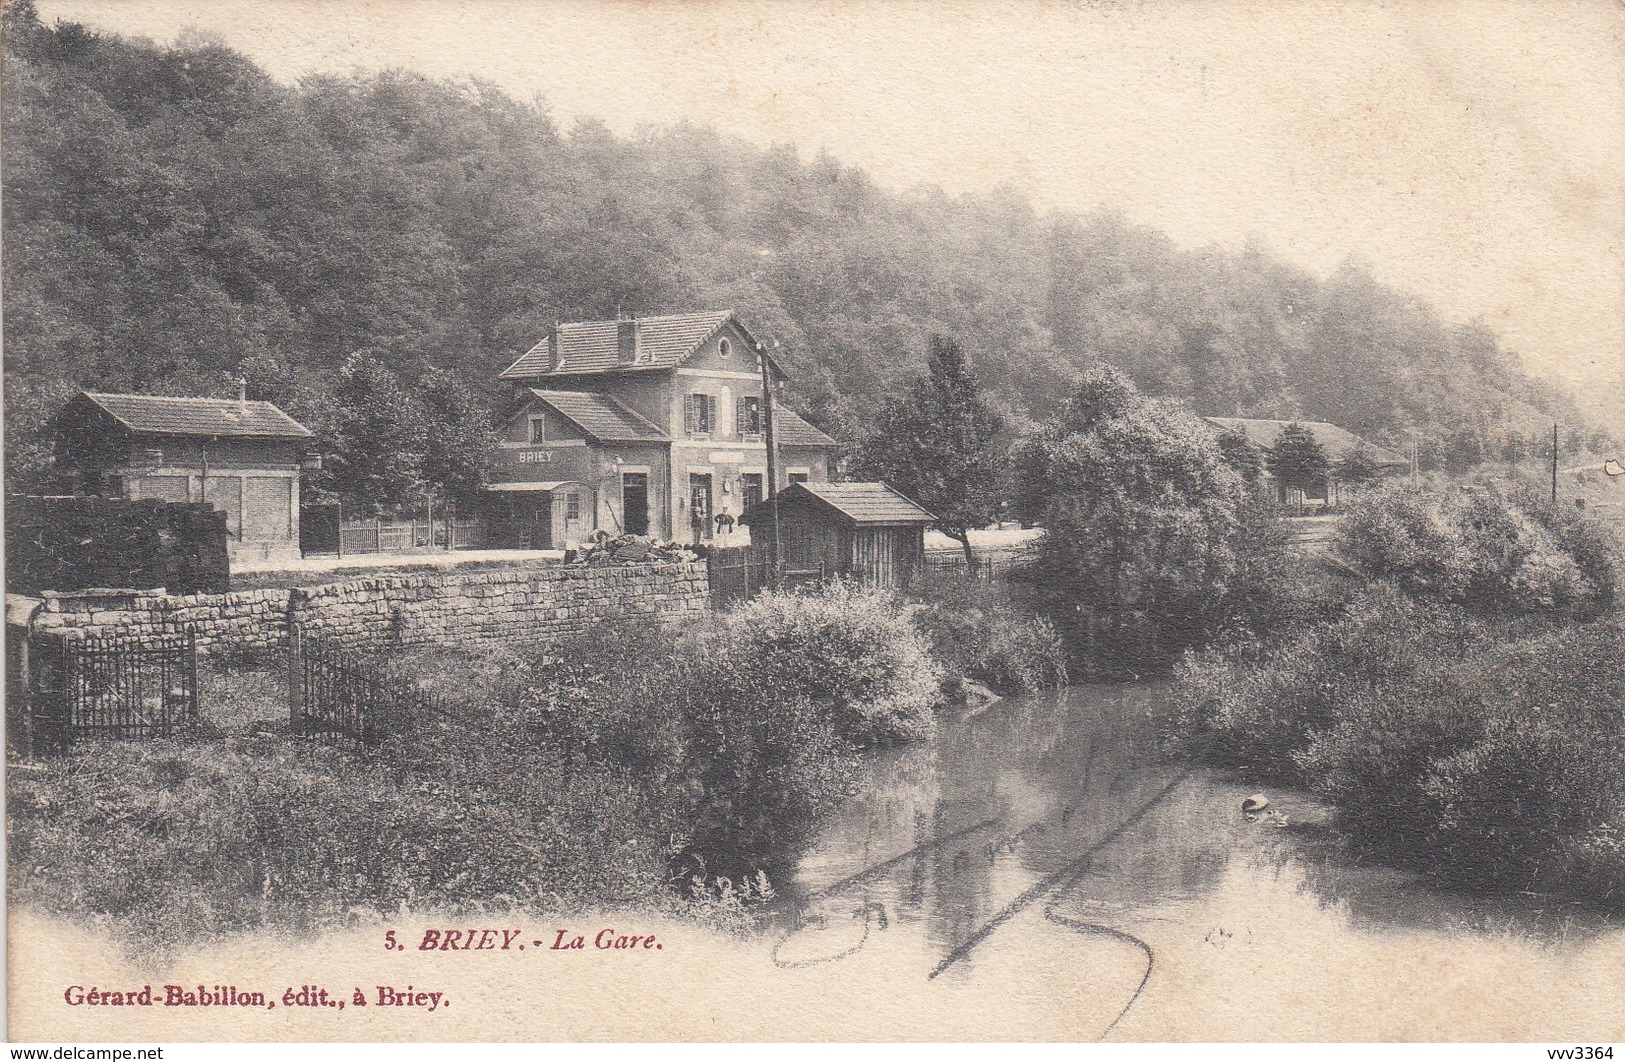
1204 416 1406 466
527 389 668 443
79 391 312 439
773 407 837 448
501 310 734 379
741 481 937 527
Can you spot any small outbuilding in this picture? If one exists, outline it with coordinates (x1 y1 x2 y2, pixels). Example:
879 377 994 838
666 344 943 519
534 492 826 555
53 389 316 564
739 481 936 588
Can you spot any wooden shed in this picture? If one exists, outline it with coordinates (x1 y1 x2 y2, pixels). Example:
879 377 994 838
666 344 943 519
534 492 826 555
739 482 936 588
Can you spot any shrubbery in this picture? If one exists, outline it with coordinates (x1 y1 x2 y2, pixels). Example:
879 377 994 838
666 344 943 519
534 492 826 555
11 577 1073 953
710 580 943 745
1333 483 1615 617
906 571 1067 695
11 586 947 952
381 620 857 886
1176 588 1625 906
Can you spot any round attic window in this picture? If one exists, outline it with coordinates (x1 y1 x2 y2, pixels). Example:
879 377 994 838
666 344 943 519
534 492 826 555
719 338 732 359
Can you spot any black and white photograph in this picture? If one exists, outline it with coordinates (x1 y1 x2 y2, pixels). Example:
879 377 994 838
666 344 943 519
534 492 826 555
4 0 1622 1046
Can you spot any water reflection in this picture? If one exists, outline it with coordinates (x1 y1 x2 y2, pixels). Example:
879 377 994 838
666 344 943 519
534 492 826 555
782 684 1231 975
784 682 1624 989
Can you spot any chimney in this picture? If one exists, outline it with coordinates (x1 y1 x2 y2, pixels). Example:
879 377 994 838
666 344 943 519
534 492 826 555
234 377 248 404
617 316 639 365
548 326 561 372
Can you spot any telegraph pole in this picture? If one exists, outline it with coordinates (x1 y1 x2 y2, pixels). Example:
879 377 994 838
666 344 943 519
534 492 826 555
1551 422 1559 506
756 343 782 587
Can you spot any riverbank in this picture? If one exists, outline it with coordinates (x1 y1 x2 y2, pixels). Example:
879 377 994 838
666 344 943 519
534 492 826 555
7 579 1063 960
13 682 1623 1041
1174 483 1624 908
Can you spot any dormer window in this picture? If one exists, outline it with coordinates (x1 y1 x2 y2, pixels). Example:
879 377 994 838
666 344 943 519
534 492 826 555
719 338 732 359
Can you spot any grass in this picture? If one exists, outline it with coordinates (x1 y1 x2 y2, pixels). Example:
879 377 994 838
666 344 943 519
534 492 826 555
12 584 946 956
11 574 1073 958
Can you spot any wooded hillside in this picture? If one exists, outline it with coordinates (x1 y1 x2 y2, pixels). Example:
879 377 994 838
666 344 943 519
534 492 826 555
2 2 1602 498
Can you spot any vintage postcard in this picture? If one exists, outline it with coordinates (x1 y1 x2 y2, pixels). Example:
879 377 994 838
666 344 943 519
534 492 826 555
5 0 1623 1046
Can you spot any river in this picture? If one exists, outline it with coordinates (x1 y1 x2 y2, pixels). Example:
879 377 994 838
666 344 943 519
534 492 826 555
8 682 1622 1041
775 683 1625 1040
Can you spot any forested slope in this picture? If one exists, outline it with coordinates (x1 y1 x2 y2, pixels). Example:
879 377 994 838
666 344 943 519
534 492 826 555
2 2 1599 500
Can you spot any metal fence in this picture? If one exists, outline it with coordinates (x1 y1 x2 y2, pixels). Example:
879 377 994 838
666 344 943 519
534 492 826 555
27 632 200 753
289 632 445 747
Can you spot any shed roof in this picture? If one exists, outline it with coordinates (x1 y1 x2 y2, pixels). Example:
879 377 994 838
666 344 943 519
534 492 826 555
1204 416 1406 466
500 310 783 380
76 391 312 440
525 389 668 443
739 481 937 528
773 407 838 448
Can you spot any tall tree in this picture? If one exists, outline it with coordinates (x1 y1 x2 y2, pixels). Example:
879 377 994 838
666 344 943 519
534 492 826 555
851 335 1004 565
1215 427 1263 485
1014 366 1250 670
419 367 497 508
321 354 429 512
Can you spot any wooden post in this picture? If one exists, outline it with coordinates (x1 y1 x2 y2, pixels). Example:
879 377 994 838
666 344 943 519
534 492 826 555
757 344 782 588
1551 422 1559 506
288 624 303 735
17 634 32 759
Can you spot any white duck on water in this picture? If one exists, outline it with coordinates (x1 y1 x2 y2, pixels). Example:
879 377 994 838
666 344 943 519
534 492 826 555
1242 792 1289 827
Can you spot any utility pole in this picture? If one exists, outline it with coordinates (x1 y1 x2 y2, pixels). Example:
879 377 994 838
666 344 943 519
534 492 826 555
756 343 782 587
1551 422 1559 506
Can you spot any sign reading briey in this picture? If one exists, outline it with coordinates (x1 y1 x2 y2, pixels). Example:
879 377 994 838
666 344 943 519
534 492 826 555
518 451 556 464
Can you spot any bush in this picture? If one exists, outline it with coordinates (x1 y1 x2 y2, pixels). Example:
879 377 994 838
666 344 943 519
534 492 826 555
1298 614 1625 898
395 622 856 884
1177 589 1625 906
712 580 943 745
1174 585 1477 774
907 571 1067 694
677 641 854 877
1333 483 1611 617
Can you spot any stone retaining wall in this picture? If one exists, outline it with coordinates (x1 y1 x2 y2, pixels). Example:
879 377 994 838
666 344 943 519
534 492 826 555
32 586 288 650
28 561 710 653
288 562 709 649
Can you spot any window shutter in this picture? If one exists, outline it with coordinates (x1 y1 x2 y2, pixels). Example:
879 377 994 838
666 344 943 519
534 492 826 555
706 395 718 435
685 394 698 435
736 396 747 435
